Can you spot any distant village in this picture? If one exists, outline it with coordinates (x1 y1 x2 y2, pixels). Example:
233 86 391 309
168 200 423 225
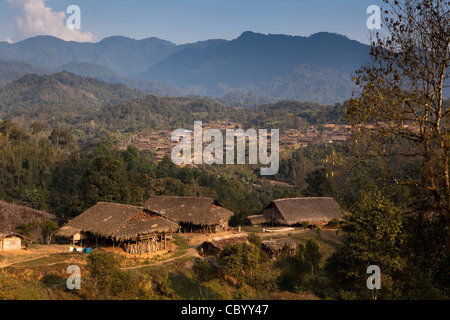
116 122 353 162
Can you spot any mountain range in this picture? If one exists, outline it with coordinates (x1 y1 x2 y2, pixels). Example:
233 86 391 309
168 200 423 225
0 31 371 104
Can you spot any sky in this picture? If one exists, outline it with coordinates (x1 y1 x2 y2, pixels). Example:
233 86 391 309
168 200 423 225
0 0 386 45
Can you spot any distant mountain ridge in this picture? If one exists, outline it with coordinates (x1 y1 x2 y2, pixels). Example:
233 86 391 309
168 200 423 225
0 31 371 104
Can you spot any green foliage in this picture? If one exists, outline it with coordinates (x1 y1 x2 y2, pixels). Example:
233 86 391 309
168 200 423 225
40 219 59 244
192 259 217 284
303 168 336 197
218 242 261 280
248 232 262 248
15 220 41 237
303 238 322 276
324 190 406 299
153 271 178 300
15 219 59 244
275 243 310 292
0 72 146 128
78 154 131 208
85 252 146 300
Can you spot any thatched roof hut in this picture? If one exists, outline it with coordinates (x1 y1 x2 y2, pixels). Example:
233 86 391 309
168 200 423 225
143 196 234 232
261 197 342 227
0 231 31 252
261 238 297 259
57 202 179 242
199 233 248 255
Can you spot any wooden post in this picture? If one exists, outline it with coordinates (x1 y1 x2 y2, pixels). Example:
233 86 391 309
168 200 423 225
272 204 274 227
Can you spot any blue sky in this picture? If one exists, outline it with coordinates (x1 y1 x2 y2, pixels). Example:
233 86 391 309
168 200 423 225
0 0 385 44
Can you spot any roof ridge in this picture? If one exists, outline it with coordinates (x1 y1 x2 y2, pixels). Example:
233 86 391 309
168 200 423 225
95 202 144 209
274 197 335 201
151 196 215 200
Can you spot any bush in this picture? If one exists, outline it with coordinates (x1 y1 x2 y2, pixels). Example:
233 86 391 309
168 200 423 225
153 271 178 300
218 242 260 281
85 252 147 299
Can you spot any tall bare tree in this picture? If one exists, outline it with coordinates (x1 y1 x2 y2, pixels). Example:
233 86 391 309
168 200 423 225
347 0 450 253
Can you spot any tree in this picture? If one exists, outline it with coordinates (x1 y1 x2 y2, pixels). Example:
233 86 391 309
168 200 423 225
40 219 59 245
78 154 131 208
49 128 73 153
303 238 322 276
85 252 141 299
30 122 46 143
15 220 40 238
218 242 260 281
303 168 336 197
0 120 14 144
275 243 310 292
324 190 406 299
192 258 217 297
347 0 450 254
248 232 262 248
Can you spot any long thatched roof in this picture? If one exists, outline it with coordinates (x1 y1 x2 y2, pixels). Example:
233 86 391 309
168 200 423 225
143 196 234 226
264 197 342 225
57 202 179 241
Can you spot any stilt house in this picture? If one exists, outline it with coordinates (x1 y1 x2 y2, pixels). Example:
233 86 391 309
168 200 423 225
57 202 179 254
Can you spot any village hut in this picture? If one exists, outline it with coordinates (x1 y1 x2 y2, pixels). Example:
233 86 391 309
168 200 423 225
143 196 234 233
0 231 31 252
259 197 342 228
246 214 267 226
199 233 248 256
261 238 297 259
57 202 179 254
0 201 56 242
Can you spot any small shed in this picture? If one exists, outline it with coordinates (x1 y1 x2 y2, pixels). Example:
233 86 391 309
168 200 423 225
246 214 267 226
261 238 297 259
199 233 248 255
0 231 31 252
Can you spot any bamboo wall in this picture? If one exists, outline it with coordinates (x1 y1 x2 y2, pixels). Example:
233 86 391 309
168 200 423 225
125 234 171 255
0 236 22 251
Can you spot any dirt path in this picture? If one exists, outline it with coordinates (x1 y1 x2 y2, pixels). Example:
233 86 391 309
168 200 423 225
0 254 50 269
121 246 201 270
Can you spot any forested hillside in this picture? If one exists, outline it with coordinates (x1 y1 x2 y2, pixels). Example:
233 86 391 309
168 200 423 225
0 72 346 145
0 72 146 127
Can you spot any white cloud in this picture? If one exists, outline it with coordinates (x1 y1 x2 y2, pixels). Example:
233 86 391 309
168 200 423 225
6 0 96 42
